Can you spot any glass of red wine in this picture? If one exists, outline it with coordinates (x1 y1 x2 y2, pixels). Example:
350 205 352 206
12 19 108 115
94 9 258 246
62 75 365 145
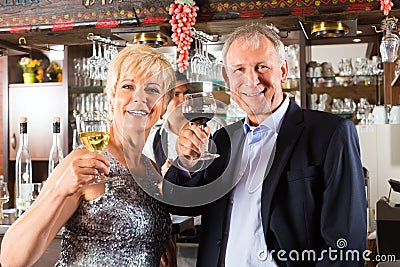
182 92 220 160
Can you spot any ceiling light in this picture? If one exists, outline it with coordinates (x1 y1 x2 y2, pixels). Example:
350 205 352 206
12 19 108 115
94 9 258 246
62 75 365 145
353 38 362 43
311 21 350 38
356 30 363 35
132 33 167 48
112 26 170 48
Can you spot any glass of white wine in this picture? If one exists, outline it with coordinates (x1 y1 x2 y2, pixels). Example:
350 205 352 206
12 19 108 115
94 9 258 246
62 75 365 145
76 111 111 183
0 181 10 222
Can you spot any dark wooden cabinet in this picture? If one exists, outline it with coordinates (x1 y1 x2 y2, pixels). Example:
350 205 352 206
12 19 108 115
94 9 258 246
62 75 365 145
383 62 400 105
310 75 383 105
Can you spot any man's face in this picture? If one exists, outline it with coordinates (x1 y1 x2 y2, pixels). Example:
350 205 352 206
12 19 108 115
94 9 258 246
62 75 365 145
165 82 189 116
223 35 288 126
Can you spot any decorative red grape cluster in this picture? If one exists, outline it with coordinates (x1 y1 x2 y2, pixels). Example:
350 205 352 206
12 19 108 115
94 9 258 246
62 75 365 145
169 0 199 73
381 0 393 16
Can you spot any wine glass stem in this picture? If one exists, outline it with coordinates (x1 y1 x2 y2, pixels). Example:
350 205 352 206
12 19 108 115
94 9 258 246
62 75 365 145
197 123 209 155
200 139 209 155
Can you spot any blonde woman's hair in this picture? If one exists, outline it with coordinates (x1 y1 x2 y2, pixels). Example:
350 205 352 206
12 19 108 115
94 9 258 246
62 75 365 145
106 44 176 106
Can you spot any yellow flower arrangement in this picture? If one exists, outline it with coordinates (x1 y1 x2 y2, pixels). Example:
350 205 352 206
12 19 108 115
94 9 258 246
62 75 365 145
47 61 62 75
46 61 62 82
18 57 42 73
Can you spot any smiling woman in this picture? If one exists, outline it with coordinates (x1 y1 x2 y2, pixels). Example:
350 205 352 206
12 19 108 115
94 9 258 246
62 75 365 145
0 44 177 267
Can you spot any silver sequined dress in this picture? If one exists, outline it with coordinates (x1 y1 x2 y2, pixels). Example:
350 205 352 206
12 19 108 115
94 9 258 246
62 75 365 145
55 151 171 266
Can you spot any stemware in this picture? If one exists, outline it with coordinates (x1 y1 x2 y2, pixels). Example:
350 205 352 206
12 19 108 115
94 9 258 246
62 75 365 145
87 38 98 80
182 92 219 160
0 181 9 221
73 58 82 86
380 33 399 63
190 38 202 75
76 111 111 182
380 17 399 63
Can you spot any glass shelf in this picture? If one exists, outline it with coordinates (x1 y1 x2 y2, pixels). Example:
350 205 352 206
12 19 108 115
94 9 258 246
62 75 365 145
333 112 357 121
331 112 357 116
10 82 63 87
309 74 382 88
68 85 105 94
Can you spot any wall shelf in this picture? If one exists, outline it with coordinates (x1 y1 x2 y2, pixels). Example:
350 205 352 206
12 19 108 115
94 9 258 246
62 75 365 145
68 86 105 94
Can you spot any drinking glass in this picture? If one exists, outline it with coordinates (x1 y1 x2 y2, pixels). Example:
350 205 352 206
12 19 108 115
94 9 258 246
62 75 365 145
182 92 219 160
380 33 399 63
73 58 82 86
338 58 354 76
0 181 9 221
76 111 111 182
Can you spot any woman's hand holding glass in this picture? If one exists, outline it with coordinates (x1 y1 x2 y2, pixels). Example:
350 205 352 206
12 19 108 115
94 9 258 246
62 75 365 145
54 152 110 197
76 111 112 183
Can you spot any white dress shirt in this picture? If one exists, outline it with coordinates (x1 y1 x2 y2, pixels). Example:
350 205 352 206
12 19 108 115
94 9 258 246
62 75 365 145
143 119 179 163
225 96 289 266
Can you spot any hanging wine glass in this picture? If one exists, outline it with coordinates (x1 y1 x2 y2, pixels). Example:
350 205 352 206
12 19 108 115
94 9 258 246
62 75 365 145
87 37 98 80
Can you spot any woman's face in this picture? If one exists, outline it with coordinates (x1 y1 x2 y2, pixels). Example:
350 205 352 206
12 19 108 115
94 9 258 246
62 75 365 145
111 72 167 136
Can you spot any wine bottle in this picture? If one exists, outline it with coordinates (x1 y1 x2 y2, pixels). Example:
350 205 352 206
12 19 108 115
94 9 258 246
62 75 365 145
48 117 64 176
15 117 32 217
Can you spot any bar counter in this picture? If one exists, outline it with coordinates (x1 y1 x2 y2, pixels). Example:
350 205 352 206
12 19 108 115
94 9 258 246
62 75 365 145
0 210 194 266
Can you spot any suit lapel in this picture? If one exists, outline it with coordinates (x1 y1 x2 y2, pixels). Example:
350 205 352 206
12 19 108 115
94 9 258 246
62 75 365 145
228 121 246 169
221 120 246 187
261 102 305 233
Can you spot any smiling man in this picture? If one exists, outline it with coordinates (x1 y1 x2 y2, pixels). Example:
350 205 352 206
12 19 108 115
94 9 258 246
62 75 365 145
164 24 367 267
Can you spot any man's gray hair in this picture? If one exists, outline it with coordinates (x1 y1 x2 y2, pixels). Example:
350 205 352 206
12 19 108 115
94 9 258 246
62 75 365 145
222 23 286 64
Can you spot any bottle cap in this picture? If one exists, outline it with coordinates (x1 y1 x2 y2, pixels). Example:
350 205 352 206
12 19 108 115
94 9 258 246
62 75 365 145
19 117 27 123
53 117 60 122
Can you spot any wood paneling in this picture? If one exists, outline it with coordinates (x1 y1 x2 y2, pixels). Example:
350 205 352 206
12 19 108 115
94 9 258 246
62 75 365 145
0 0 384 29
383 62 400 105
0 0 393 48
0 0 164 26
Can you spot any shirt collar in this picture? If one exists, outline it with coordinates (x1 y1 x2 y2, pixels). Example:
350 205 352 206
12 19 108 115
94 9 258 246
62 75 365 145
243 95 290 135
160 118 173 134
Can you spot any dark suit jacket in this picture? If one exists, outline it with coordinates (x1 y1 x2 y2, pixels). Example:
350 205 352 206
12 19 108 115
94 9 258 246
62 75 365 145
164 100 367 267
152 127 168 172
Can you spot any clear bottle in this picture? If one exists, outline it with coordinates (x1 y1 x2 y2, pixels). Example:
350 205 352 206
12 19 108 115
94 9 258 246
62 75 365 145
15 117 32 217
48 117 64 176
